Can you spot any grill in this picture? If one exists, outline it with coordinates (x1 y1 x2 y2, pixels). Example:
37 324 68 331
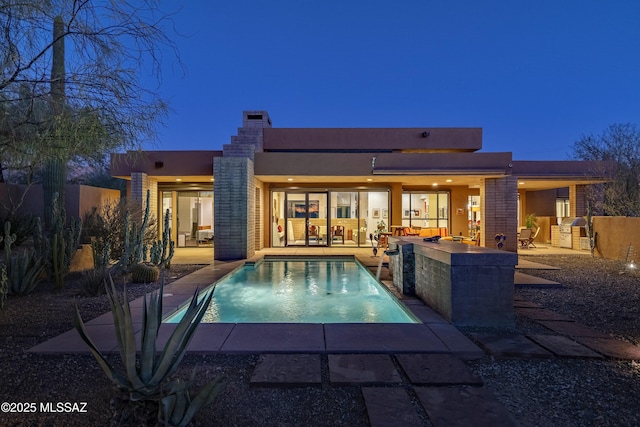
559 217 586 248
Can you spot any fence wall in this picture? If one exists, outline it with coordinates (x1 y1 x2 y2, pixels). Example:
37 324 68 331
593 216 640 261
0 183 120 222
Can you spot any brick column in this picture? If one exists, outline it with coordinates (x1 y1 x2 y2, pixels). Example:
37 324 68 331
214 157 255 260
481 176 518 252
130 172 157 222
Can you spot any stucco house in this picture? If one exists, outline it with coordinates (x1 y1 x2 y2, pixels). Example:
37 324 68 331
111 110 613 260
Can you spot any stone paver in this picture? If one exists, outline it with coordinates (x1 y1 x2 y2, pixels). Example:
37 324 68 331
415 386 517 427
514 271 562 287
250 354 322 387
573 337 640 360
512 300 542 308
328 354 402 385
28 326 110 354
396 353 483 385
515 259 561 270
537 320 611 338
515 307 574 321
470 333 553 358
362 387 424 427
526 334 604 359
403 301 449 324
221 323 325 353
324 324 449 353
425 323 485 360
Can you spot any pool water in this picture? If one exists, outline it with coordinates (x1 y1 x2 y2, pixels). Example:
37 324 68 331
165 258 419 323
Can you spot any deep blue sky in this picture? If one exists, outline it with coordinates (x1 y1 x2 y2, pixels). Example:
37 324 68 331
149 1 640 160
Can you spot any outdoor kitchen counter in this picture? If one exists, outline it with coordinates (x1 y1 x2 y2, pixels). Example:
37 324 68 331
388 237 517 328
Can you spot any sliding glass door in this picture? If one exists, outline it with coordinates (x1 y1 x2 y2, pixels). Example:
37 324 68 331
271 189 389 248
282 192 328 246
176 191 214 247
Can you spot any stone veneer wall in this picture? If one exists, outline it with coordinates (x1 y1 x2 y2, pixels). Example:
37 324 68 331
481 176 518 252
388 241 415 295
213 157 254 260
214 111 270 260
390 237 516 328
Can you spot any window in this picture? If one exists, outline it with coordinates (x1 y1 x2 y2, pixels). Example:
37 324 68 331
402 191 449 230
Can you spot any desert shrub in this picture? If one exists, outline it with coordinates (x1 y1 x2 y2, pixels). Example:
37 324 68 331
79 267 108 296
83 198 157 263
0 212 38 246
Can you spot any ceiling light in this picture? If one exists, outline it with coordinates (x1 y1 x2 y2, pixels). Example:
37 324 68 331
446 179 452 183
432 183 438 187
519 182 525 185
367 178 373 182
175 178 182 182
287 178 293 181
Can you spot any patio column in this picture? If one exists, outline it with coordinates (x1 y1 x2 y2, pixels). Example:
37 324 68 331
480 176 518 252
131 172 157 221
214 157 255 260
570 184 588 217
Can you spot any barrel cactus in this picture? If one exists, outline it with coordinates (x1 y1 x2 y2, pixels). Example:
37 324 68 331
130 263 160 283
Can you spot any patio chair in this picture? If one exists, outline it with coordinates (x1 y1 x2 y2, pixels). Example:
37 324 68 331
528 227 540 248
518 228 533 249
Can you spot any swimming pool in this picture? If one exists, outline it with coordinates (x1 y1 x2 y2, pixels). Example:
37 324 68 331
164 258 419 323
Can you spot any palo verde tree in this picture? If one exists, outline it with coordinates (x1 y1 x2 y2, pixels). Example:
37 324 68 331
0 1 183 220
572 123 640 217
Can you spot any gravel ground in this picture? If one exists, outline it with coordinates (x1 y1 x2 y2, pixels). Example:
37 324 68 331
1 255 640 426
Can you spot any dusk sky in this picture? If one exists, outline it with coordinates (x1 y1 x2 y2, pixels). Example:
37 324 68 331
149 1 640 161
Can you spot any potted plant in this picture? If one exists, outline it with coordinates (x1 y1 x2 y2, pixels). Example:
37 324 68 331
525 213 538 229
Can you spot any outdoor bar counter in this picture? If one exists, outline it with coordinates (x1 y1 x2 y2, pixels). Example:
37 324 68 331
388 237 517 327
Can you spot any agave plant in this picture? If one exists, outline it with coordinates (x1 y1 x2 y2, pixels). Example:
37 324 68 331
73 274 219 402
159 372 225 427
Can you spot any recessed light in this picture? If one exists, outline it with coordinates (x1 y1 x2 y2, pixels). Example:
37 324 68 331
432 183 438 187
210 178 214 181
367 178 373 182
446 179 452 183
176 178 182 182
287 178 293 181
519 182 525 185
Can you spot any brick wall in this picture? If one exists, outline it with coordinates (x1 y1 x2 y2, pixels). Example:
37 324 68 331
131 172 157 222
480 176 518 252
570 184 587 217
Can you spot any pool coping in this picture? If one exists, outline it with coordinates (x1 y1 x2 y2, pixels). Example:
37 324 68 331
28 255 485 360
